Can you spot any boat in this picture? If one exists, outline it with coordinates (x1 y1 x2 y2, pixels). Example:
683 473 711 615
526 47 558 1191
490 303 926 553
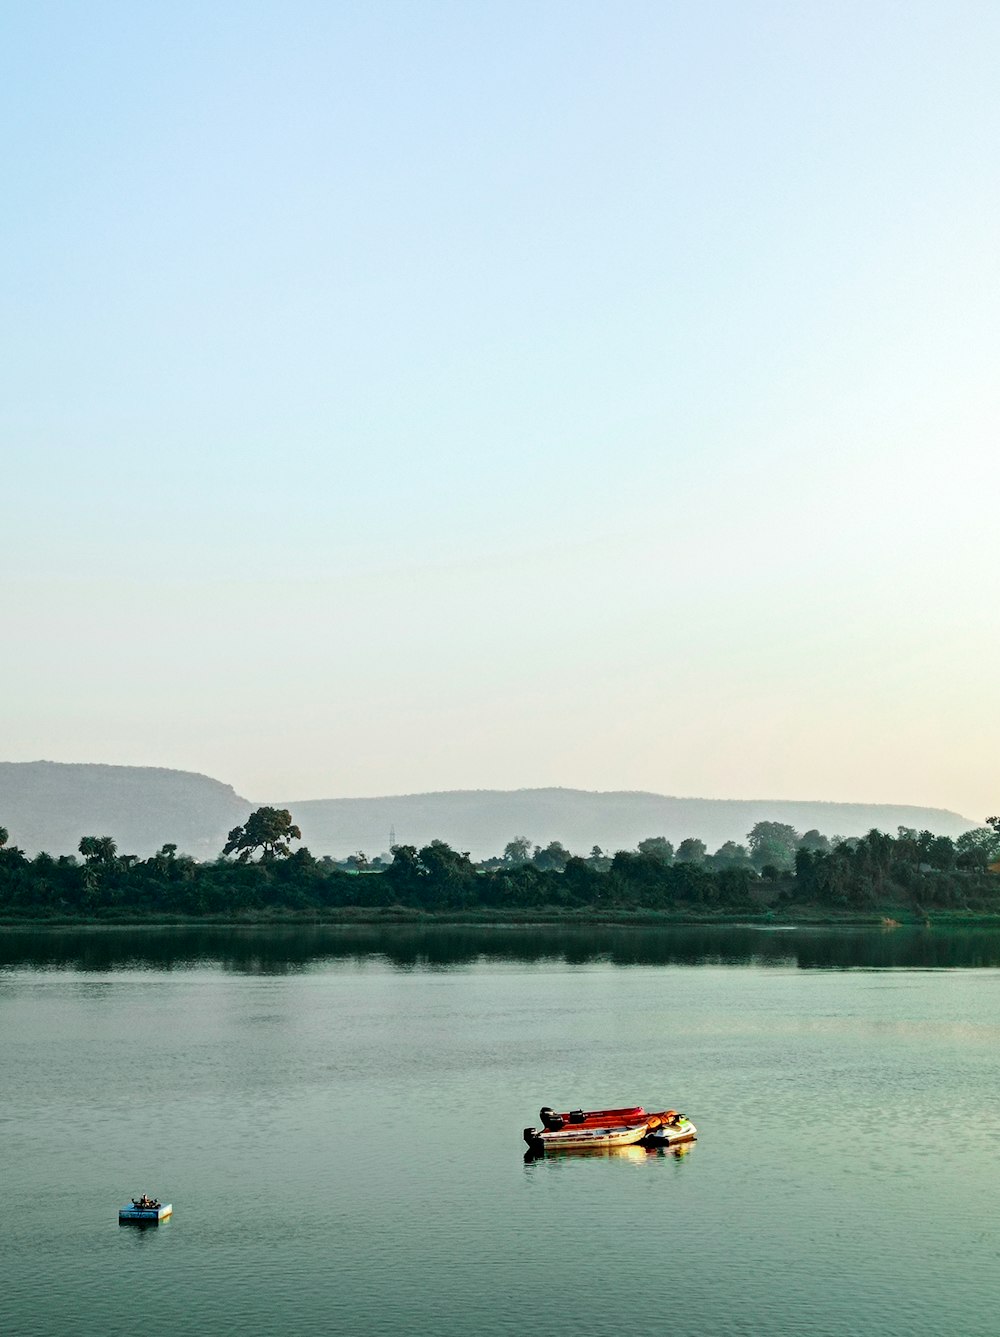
524 1117 653 1154
538 1104 648 1128
640 1113 698 1147
523 1104 697 1155
119 1196 172 1223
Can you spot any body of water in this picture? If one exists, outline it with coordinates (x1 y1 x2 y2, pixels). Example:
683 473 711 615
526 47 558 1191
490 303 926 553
2 925 999 1336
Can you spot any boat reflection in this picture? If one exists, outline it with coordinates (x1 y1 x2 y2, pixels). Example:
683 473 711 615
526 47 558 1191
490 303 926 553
523 1140 696 1165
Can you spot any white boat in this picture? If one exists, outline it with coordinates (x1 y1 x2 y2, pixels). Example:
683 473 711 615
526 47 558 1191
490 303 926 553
119 1198 172 1223
526 1119 654 1154
641 1115 697 1147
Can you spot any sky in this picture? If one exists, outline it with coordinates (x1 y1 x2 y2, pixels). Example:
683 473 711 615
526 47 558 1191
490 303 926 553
2 1 998 820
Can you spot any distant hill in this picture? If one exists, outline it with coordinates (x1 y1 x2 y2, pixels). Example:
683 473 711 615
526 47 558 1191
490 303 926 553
0 765 978 862
283 787 978 861
0 762 252 859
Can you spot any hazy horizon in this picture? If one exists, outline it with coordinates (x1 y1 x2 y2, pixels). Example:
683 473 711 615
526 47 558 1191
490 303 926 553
1 758 984 827
4 2 997 821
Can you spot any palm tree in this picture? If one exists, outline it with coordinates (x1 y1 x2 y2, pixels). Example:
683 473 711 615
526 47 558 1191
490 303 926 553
78 836 118 864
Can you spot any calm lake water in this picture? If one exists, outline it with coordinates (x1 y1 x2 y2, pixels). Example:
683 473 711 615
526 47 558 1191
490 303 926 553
3 924 999 1337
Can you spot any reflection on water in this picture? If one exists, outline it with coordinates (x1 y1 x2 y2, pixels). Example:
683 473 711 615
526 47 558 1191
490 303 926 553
4 926 1000 1337
3 922 1000 972
524 1141 696 1165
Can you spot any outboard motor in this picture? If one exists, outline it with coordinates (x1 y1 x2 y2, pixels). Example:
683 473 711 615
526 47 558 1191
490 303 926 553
539 1106 564 1131
523 1126 545 1159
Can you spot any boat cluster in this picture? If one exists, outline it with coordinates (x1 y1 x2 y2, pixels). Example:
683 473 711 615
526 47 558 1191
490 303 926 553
523 1103 697 1157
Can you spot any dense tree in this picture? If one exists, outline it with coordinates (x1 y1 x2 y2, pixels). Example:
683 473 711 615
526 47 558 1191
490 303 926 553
925 835 956 872
587 845 611 872
503 837 532 866
562 855 602 903
797 829 831 854
716 866 757 905
1 817 998 921
418 839 476 887
637 836 675 865
382 840 477 908
894 827 921 868
710 840 752 870
747 822 799 872
532 841 570 872
853 829 895 896
669 859 716 903
956 827 1000 869
675 838 707 864
223 808 302 863
383 844 424 902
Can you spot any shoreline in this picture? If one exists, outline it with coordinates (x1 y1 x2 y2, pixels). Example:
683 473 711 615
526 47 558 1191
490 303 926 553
4 907 1000 930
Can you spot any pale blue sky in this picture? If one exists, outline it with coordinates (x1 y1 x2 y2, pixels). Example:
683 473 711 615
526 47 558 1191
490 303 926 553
3 1 997 819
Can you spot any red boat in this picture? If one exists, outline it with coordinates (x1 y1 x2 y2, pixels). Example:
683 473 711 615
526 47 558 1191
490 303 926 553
537 1104 647 1131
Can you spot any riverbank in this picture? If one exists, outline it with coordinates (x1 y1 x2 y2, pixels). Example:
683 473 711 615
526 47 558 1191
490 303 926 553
4 905 1000 929
4 827 997 923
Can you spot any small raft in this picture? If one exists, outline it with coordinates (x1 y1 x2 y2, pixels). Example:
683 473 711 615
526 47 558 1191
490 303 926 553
119 1198 172 1223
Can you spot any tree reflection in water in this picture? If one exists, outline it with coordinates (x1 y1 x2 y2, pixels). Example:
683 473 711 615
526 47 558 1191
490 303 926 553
3 922 1000 973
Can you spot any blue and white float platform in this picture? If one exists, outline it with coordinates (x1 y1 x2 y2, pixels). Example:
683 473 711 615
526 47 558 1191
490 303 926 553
119 1202 172 1223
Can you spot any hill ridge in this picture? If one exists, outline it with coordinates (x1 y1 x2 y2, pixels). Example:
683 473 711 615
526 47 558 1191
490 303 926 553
0 762 977 860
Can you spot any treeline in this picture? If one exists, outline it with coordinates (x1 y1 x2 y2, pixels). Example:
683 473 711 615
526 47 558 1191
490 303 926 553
0 812 998 919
